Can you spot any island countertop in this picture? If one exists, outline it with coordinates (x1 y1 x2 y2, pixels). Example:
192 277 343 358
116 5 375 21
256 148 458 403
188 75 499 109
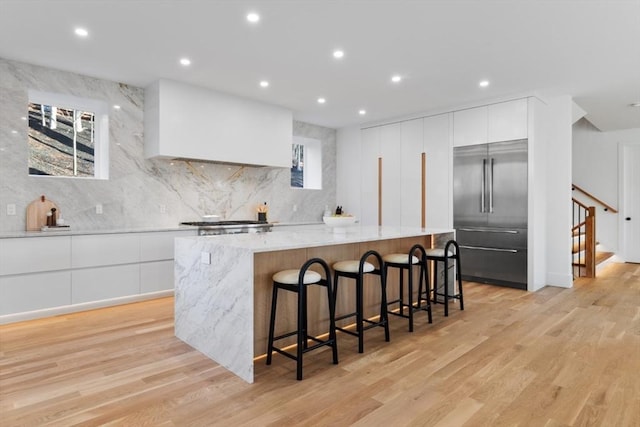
176 224 454 252
174 225 454 383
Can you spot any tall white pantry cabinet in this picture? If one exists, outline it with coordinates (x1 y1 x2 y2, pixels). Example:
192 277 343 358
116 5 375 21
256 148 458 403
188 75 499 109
339 98 528 231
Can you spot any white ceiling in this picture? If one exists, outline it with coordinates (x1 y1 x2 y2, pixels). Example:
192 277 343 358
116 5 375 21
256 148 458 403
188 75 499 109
1 0 639 131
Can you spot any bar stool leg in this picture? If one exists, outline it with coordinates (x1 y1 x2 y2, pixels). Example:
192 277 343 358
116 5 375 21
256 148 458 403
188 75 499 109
356 275 364 353
380 270 390 342
457 256 464 311
328 276 339 364
266 285 279 365
444 256 450 317
296 281 306 380
407 266 414 332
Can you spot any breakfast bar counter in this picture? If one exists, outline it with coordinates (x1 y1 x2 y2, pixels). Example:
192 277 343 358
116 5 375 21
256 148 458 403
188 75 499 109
174 225 454 383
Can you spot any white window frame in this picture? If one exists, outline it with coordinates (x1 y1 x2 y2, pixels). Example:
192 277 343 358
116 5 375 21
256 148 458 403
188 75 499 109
27 90 109 180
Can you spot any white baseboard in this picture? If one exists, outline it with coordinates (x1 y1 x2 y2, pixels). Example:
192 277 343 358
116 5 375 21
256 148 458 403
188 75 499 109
546 272 573 288
0 290 174 325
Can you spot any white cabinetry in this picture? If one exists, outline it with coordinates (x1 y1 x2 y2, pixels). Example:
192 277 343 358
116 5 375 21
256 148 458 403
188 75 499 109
400 118 424 227
423 114 452 229
0 236 71 275
453 107 488 147
454 99 528 147
380 123 402 226
361 127 380 226
0 229 195 323
144 79 292 167
0 236 71 316
488 99 528 142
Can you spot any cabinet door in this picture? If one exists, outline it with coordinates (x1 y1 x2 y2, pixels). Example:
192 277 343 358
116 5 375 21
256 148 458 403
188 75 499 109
453 106 488 147
488 99 528 142
360 127 380 226
72 264 140 304
380 123 402 226
140 260 174 293
0 271 71 315
72 234 140 268
140 230 196 262
424 113 452 229
400 118 424 227
0 236 71 275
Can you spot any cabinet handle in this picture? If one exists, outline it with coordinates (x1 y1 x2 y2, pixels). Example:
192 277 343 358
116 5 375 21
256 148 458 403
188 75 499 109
489 157 494 213
458 228 519 234
481 159 486 213
460 245 518 253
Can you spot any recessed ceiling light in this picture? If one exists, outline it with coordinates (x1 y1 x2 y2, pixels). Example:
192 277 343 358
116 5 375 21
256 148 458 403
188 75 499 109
479 80 490 88
247 12 260 23
630 102 640 107
259 80 269 88
359 109 367 115
74 27 89 37
113 105 121 110
179 58 191 66
317 98 326 104
20 116 26 121
391 75 402 83
333 50 344 59
11 130 18 134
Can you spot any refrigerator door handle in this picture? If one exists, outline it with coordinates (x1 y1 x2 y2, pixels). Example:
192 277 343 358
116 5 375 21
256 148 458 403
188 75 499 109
481 159 486 213
460 245 518 253
457 228 519 234
489 157 494 213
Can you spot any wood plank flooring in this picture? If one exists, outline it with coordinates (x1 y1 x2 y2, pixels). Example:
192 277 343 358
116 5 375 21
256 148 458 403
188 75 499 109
1 262 638 426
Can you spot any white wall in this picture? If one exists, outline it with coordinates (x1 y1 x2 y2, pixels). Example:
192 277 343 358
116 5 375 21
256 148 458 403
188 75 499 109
543 96 573 288
572 119 640 253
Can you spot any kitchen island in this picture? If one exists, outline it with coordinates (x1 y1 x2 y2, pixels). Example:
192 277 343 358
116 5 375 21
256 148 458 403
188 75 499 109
174 225 454 383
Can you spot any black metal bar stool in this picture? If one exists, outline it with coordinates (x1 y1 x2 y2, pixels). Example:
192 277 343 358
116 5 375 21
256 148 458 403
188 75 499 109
383 244 432 332
424 239 464 317
332 250 389 353
266 258 338 380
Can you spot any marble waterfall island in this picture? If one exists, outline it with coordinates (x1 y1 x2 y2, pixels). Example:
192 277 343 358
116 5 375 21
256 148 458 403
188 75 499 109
174 225 454 383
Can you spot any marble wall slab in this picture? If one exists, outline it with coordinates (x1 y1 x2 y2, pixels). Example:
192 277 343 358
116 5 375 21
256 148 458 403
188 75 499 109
0 59 336 233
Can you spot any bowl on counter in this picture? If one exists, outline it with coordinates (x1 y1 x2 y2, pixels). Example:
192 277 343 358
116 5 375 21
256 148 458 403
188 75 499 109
322 215 357 228
202 215 221 222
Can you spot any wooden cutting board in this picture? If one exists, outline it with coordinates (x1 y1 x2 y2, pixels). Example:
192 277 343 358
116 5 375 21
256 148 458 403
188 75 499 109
26 195 60 231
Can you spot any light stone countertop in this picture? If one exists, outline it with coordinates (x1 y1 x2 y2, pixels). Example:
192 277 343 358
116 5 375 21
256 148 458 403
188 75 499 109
178 224 454 252
0 225 198 239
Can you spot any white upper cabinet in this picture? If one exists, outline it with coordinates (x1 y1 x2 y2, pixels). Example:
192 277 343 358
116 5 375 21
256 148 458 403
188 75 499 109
453 106 488 147
488 99 528 142
400 118 424 228
423 114 452 229
144 79 292 167
454 99 528 147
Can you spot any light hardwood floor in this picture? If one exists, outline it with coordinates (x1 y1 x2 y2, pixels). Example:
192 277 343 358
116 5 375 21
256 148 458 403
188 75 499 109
1 262 638 426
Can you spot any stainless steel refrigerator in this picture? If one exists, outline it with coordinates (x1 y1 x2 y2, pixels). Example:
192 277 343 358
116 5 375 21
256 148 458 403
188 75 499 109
453 139 528 289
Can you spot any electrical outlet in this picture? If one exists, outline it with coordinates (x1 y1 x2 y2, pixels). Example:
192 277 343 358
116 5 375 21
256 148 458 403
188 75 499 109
159 204 167 214
6 204 16 215
96 204 103 214
200 252 211 265
292 204 297 212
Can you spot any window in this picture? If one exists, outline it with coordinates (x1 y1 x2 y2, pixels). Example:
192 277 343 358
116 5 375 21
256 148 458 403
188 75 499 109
290 136 321 189
27 90 109 179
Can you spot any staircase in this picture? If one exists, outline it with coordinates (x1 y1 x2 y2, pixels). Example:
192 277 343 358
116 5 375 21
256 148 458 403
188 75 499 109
571 184 618 278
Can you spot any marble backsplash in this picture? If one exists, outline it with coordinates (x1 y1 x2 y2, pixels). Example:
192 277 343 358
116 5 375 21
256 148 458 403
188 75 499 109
0 59 336 233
